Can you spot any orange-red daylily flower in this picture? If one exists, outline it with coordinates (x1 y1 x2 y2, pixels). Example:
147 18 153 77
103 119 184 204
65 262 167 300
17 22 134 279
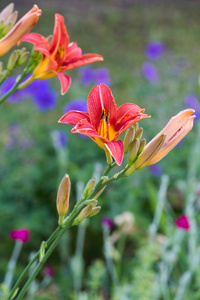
20 14 103 94
0 4 41 57
59 84 150 165
125 109 195 175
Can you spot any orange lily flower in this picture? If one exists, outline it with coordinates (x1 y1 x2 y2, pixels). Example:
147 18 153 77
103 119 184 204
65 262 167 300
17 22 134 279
59 84 150 165
125 109 195 175
0 4 41 57
20 14 103 94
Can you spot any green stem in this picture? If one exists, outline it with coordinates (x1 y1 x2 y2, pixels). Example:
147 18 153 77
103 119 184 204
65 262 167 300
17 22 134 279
7 226 62 300
0 70 28 105
15 202 86 300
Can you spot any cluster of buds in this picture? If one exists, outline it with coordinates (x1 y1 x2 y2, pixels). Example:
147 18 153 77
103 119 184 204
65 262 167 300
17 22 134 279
124 123 146 166
7 47 29 72
0 3 18 39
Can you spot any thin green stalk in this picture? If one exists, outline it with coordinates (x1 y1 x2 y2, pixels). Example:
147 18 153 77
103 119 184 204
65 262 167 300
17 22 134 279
15 202 86 300
7 226 62 300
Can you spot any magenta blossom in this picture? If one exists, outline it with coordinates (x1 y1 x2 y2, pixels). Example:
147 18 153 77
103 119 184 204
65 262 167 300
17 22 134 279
10 228 30 243
45 266 55 278
175 215 190 231
102 217 114 229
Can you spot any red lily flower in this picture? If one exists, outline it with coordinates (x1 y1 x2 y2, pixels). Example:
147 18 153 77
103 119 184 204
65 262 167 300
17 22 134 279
59 84 150 165
20 14 103 94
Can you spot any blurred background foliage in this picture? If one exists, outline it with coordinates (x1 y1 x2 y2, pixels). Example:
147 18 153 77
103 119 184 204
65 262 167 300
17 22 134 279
1 0 200 299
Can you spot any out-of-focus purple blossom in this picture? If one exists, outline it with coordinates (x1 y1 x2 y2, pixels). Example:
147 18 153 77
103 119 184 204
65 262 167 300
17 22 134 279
10 228 30 243
2 76 57 112
51 130 68 149
79 66 111 86
79 66 94 86
184 94 200 121
44 266 55 279
102 217 114 229
145 41 164 60
175 215 190 231
93 68 111 86
149 164 162 177
63 98 88 113
28 80 57 112
142 62 158 83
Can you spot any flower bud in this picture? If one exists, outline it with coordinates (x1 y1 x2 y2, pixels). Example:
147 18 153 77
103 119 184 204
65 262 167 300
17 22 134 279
56 174 71 225
125 134 166 176
88 206 101 217
82 177 96 198
124 126 135 154
73 204 93 225
128 138 140 164
135 127 143 140
84 199 98 207
138 138 146 155
133 122 139 131
0 69 7 81
17 50 29 66
7 50 18 71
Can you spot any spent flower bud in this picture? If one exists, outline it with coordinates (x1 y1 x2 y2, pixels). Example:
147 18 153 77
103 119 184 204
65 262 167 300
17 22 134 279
128 138 140 164
56 174 71 224
124 126 135 154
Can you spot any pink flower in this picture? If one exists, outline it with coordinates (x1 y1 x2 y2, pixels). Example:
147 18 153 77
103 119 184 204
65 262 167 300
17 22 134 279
45 266 55 278
10 228 30 243
175 215 190 231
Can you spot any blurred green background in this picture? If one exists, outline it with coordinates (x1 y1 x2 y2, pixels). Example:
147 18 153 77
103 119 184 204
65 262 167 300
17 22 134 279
1 0 200 299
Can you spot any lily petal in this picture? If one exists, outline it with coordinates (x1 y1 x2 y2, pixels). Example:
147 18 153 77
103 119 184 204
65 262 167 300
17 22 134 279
61 53 104 72
105 140 124 166
55 72 71 95
59 111 90 126
87 84 117 131
21 33 50 56
49 14 69 54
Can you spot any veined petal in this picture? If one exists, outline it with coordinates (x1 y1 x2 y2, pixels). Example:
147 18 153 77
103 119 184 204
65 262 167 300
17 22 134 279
114 113 150 140
71 118 108 142
59 111 90 126
61 53 104 72
49 14 69 55
64 42 82 60
105 140 124 166
147 109 195 165
55 72 71 95
21 33 50 56
117 103 144 123
87 84 117 131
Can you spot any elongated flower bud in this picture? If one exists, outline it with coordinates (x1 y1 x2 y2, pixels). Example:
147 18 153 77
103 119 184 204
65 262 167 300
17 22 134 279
88 206 101 217
73 204 93 225
124 126 135 154
7 50 18 71
138 138 146 155
135 128 143 140
56 174 71 225
128 138 140 164
0 5 41 57
82 178 96 198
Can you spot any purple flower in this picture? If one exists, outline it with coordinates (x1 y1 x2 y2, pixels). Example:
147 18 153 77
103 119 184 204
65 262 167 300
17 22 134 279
142 62 158 83
149 164 162 177
93 68 111 86
10 228 30 243
44 266 55 278
184 94 200 121
27 80 57 112
79 66 111 86
63 98 88 113
175 215 190 231
51 130 68 149
79 66 94 86
145 41 164 60
102 217 114 229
